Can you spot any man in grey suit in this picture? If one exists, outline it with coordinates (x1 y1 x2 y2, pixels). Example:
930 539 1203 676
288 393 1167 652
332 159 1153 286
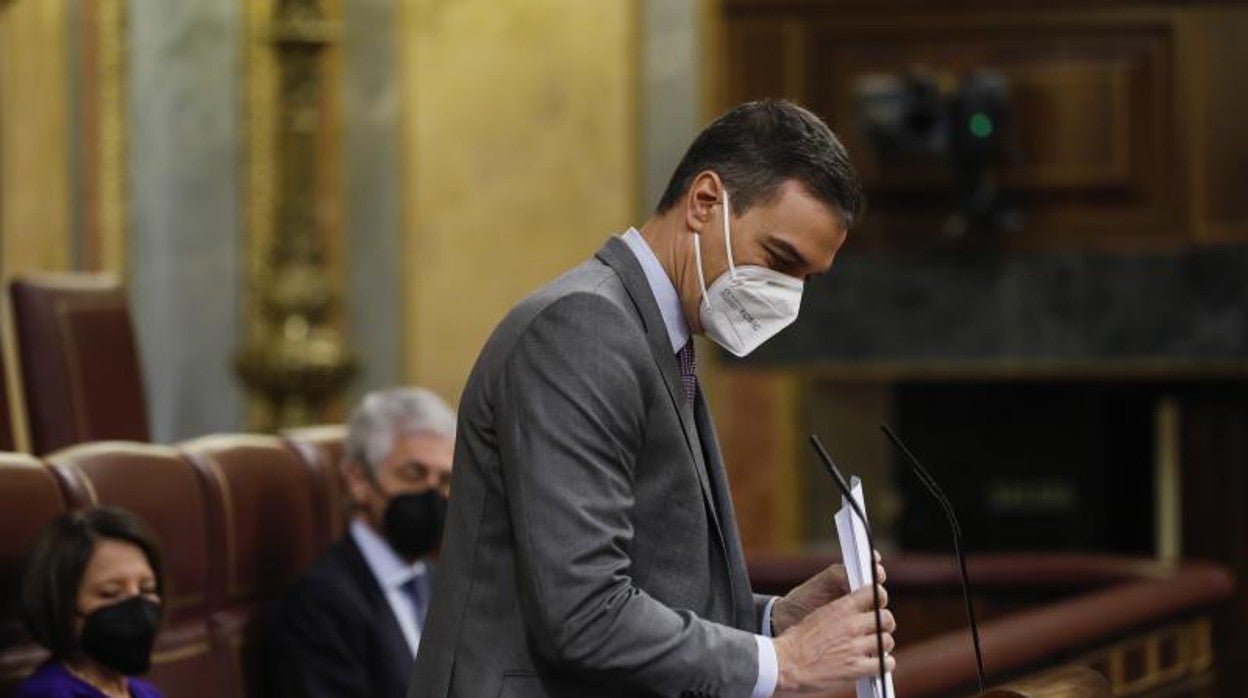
410 99 895 697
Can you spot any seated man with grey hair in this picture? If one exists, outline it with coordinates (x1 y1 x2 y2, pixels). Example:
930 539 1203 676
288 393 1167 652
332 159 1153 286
270 387 456 698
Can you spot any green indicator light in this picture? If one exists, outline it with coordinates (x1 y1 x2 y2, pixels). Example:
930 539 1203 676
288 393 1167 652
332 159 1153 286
969 112 994 138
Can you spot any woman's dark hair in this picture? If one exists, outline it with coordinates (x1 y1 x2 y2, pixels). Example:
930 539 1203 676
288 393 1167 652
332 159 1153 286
656 98 864 228
21 506 165 658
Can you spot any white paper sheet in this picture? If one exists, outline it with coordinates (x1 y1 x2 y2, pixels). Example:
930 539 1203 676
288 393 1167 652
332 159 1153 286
834 476 896 698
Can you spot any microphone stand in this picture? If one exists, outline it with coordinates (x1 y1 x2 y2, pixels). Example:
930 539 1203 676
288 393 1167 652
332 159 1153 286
881 424 986 693
809 435 890 698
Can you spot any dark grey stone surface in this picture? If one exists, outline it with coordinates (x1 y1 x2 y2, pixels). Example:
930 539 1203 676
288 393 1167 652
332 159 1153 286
742 247 1248 364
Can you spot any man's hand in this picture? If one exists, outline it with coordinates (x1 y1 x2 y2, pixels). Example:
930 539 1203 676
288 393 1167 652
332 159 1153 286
772 552 887 635
772 584 896 694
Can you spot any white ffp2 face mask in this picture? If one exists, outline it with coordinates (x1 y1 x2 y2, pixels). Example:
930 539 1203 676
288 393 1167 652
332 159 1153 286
693 190 804 358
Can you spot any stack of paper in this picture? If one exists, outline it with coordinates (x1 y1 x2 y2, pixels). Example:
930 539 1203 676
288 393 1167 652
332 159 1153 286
834 476 896 698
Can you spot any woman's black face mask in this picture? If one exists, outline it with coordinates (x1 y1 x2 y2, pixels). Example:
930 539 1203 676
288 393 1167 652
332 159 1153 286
78 595 162 675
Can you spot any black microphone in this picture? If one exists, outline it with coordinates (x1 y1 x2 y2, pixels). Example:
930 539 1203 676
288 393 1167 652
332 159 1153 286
881 423 986 693
808 435 890 698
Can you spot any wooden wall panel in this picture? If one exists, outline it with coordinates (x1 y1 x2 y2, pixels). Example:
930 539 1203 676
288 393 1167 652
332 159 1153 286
709 365 802 553
809 14 1184 250
725 17 806 104
721 3 1248 252
1180 395 1248 695
1189 9 1248 244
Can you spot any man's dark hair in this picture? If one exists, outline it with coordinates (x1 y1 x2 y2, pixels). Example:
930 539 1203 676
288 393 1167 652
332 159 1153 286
656 99 864 227
21 506 165 658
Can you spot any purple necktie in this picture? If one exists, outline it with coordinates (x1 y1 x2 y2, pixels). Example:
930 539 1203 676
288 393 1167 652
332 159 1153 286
677 340 697 404
400 572 429 630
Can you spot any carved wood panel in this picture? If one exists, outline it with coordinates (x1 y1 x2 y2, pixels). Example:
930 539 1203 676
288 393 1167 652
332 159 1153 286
721 4 1248 250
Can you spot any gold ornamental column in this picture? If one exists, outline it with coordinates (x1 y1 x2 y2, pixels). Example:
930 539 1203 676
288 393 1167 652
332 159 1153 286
80 0 129 275
237 0 354 431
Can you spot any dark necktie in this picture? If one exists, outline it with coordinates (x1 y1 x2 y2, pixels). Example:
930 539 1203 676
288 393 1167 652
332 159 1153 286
399 571 429 631
677 340 697 404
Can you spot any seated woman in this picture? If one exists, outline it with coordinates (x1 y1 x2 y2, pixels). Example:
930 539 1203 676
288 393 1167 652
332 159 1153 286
16 506 165 698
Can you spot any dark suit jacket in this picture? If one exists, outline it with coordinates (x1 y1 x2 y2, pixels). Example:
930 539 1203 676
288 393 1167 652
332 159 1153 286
269 535 418 698
409 237 769 698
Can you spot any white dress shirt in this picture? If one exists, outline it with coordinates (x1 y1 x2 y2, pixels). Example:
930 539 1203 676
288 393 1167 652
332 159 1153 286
620 228 780 698
350 518 430 658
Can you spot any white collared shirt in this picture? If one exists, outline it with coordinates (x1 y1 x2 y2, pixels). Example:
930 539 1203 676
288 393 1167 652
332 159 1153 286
349 518 429 657
617 229 779 698
621 228 690 353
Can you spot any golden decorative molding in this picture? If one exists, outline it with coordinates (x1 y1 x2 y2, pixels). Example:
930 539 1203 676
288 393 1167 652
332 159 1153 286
238 0 354 430
0 0 72 275
243 0 279 373
1081 617 1215 696
0 0 126 276
1153 397 1182 562
92 0 128 275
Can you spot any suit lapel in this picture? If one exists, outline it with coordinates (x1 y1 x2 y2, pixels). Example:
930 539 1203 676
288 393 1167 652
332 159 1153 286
340 536 417 671
694 391 757 629
595 238 728 544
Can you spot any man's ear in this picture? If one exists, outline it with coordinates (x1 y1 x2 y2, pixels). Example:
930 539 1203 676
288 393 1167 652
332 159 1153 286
683 171 724 234
342 459 373 507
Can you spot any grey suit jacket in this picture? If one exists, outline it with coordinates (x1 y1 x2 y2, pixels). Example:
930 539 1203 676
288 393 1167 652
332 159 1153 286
408 237 772 698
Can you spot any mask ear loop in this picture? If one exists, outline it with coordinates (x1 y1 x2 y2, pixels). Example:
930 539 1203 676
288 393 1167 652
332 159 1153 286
721 189 737 280
693 231 711 309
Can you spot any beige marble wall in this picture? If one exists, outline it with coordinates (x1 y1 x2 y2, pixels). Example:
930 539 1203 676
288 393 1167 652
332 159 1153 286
398 0 639 403
0 0 72 275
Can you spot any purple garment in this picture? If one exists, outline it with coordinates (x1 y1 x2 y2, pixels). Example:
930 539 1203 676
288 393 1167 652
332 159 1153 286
14 661 164 698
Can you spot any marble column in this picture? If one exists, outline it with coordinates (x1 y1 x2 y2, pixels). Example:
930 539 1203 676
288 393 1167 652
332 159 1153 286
641 0 704 213
127 1 244 441
343 0 403 399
